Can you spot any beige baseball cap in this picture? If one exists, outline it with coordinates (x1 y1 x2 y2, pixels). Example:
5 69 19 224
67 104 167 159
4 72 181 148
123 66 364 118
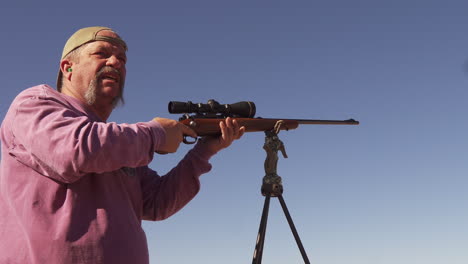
56 26 128 91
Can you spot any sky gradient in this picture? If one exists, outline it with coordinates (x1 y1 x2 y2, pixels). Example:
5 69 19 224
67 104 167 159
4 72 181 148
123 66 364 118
1 1 468 263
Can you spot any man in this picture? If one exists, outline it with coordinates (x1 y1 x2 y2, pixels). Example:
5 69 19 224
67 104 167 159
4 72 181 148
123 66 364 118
0 26 245 264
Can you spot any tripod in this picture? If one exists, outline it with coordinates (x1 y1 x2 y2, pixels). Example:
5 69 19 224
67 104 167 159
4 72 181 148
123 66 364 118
252 122 311 264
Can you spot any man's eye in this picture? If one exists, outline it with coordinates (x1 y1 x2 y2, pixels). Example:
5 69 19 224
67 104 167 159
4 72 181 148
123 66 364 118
94 52 107 57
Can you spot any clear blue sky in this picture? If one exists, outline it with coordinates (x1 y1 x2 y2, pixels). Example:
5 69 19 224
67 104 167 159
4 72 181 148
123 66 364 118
1 1 468 263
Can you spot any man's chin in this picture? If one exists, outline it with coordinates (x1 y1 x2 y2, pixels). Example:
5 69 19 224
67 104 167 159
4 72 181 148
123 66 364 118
95 81 124 107
100 83 120 94
105 92 124 107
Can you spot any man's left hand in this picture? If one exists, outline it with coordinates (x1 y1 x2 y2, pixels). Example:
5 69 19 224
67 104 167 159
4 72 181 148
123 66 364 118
198 117 245 153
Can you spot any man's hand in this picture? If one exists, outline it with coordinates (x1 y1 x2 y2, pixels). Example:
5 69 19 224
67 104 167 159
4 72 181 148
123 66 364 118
153 117 197 154
198 117 245 154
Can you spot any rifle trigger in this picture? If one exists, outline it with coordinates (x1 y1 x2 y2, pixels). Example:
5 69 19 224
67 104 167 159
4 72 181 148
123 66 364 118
183 135 198 144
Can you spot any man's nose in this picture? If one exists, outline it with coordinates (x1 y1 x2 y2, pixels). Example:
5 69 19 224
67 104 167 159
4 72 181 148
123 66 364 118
107 55 123 69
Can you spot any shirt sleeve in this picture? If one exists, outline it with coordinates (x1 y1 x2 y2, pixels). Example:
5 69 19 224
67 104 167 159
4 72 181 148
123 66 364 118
138 142 214 221
5 89 165 183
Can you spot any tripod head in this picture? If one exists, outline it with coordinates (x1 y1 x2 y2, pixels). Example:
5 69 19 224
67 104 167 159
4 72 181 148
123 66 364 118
260 121 288 197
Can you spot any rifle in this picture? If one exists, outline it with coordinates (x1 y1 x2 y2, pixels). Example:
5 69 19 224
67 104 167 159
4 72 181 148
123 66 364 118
168 100 359 143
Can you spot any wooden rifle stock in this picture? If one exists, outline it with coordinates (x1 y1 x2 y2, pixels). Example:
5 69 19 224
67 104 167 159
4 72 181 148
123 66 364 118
180 118 359 137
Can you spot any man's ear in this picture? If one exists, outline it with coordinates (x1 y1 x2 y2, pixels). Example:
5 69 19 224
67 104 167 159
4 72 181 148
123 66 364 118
60 60 73 81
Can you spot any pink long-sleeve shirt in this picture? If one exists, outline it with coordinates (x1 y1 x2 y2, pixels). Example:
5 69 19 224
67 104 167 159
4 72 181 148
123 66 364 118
0 85 214 264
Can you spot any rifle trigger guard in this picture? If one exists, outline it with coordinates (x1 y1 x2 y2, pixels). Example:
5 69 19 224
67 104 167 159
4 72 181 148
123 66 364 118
183 135 198 144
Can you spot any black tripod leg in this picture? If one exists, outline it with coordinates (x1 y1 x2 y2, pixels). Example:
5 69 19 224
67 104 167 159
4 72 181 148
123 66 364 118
252 195 271 264
277 195 311 264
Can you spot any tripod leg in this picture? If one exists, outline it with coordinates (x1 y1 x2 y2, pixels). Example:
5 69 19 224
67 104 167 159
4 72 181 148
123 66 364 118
252 195 271 264
277 195 311 264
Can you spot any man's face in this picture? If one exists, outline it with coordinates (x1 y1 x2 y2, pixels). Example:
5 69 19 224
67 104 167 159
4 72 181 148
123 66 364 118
72 31 127 108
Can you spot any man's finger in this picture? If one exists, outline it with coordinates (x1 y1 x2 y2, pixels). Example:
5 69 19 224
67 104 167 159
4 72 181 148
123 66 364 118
236 126 246 139
219 121 228 142
181 123 197 138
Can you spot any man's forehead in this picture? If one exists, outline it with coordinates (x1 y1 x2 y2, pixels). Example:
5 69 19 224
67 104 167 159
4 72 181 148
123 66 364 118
98 30 126 50
87 40 126 52
83 38 127 57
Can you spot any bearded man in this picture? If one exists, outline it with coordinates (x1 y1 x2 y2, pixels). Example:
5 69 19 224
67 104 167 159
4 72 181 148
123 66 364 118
0 26 244 264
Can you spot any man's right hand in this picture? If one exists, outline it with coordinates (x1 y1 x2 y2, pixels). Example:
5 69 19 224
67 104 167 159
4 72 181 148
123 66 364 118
152 117 197 154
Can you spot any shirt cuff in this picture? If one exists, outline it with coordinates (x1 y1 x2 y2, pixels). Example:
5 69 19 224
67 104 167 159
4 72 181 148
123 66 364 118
190 141 218 162
146 120 166 152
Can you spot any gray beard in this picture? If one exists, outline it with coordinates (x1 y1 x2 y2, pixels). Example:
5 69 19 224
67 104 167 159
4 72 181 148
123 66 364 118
85 76 124 108
84 79 98 106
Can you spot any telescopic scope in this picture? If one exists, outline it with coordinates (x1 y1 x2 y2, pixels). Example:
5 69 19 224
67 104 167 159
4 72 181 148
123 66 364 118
168 99 256 118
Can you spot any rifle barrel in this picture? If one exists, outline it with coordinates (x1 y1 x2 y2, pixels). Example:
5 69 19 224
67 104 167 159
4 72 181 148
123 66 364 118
295 118 359 125
180 117 359 137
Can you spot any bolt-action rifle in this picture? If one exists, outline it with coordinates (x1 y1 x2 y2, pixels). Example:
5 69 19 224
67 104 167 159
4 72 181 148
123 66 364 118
168 100 359 143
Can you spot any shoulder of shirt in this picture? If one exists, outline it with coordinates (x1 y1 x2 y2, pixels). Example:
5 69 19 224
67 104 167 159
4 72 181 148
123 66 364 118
15 84 61 100
13 84 101 121
8 84 84 117
11 84 74 109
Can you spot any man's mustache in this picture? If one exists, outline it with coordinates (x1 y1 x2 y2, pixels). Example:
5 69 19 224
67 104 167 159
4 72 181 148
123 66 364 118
96 66 122 81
